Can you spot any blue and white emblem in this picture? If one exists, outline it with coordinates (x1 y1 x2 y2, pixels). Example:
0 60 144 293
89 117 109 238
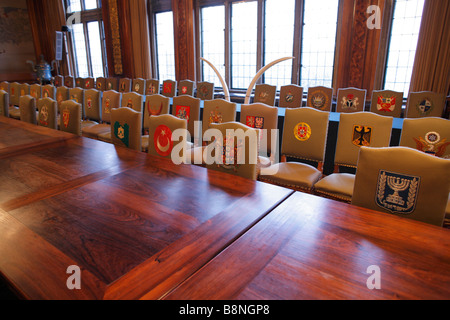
375 170 420 214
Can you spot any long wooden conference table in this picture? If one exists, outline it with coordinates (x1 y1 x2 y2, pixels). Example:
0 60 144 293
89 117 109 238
1 116 449 301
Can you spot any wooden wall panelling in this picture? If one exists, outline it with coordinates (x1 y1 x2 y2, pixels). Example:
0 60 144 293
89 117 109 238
172 0 196 82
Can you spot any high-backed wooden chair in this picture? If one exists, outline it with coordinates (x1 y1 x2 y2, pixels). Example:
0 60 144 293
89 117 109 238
313 112 393 202
132 78 146 95
187 99 237 165
406 91 446 118
19 95 37 125
64 76 75 88
143 94 170 134
146 79 160 95
336 87 367 113
42 85 56 100
205 122 259 181
0 90 9 117
59 100 82 136
19 83 30 98
110 107 142 151
196 81 214 100
84 77 95 89
399 117 450 159
370 90 404 118
56 86 69 109
106 77 119 91
121 92 143 113
253 84 276 106
83 90 122 141
352 146 450 227
29 84 42 100
68 87 84 115
279 84 303 108
259 107 329 192
162 79 177 98
306 86 333 111
82 88 101 129
96 77 106 91
178 79 195 96
75 77 83 88
54 75 63 87
0 82 10 96
119 78 131 93
172 95 201 141
37 97 58 129
240 102 278 168
147 114 188 162
8 82 21 119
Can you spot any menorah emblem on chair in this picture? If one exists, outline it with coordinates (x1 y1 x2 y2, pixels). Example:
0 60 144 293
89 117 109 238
386 176 410 205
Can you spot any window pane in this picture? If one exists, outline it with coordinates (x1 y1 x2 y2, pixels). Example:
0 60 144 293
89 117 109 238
384 0 424 95
72 23 89 77
87 21 104 78
231 1 257 89
300 0 339 90
264 0 295 88
155 12 176 81
67 0 81 13
201 5 225 87
84 0 98 10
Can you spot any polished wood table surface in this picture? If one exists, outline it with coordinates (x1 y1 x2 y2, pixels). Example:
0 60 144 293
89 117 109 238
164 191 450 300
0 117 293 299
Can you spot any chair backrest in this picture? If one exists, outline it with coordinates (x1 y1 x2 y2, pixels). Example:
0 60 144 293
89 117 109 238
206 121 259 181
106 77 119 91
101 90 122 123
143 93 170 132
64 76 75 88
132 78 146 94
54 75 63 87
29 84 42 99
0 82 10 94
119 78 131 93
178 79 195 96
172 95 201 139
75 77 83 88
59 100 82 135
9 82 21 106
42 85 56 99
148 114 187 159
334 112 393 168
406 91 446 118
56 86 69 109
240 102 278 156
96 77 106 91
352 146 450 227
279 84 303 108
0 90 9 117
253 84 276 106
37 97 58 129
110 107 142 151
162 79 177 98
84 88 101 121
121 92 143 113
281 107 329 164
202 99 237 137
84 77 95 89
196 81 214 100
19 83 30 98
370 90 404 118
399 117 450 159
19 95 37 124
68 87 84 109
336 87 367 113
306 86 333 111
146 79 160 95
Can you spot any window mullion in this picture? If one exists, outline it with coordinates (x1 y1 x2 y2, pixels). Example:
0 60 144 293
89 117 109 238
256 0 264 84
83 22 93 77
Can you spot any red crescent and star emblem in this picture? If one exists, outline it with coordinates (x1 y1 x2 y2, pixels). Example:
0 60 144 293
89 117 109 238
154 125 173 157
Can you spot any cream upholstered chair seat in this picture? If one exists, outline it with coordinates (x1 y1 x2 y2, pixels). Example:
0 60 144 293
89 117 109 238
352 146 450 227
313 112 393 202
262 162 324 191
259 107 329 192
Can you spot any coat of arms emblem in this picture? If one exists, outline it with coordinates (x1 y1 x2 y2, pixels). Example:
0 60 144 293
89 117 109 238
376 170 420 214
352 125 372 147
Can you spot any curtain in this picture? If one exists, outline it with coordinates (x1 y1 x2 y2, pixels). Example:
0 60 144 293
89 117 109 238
128 0 152 79
409 0 450 96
